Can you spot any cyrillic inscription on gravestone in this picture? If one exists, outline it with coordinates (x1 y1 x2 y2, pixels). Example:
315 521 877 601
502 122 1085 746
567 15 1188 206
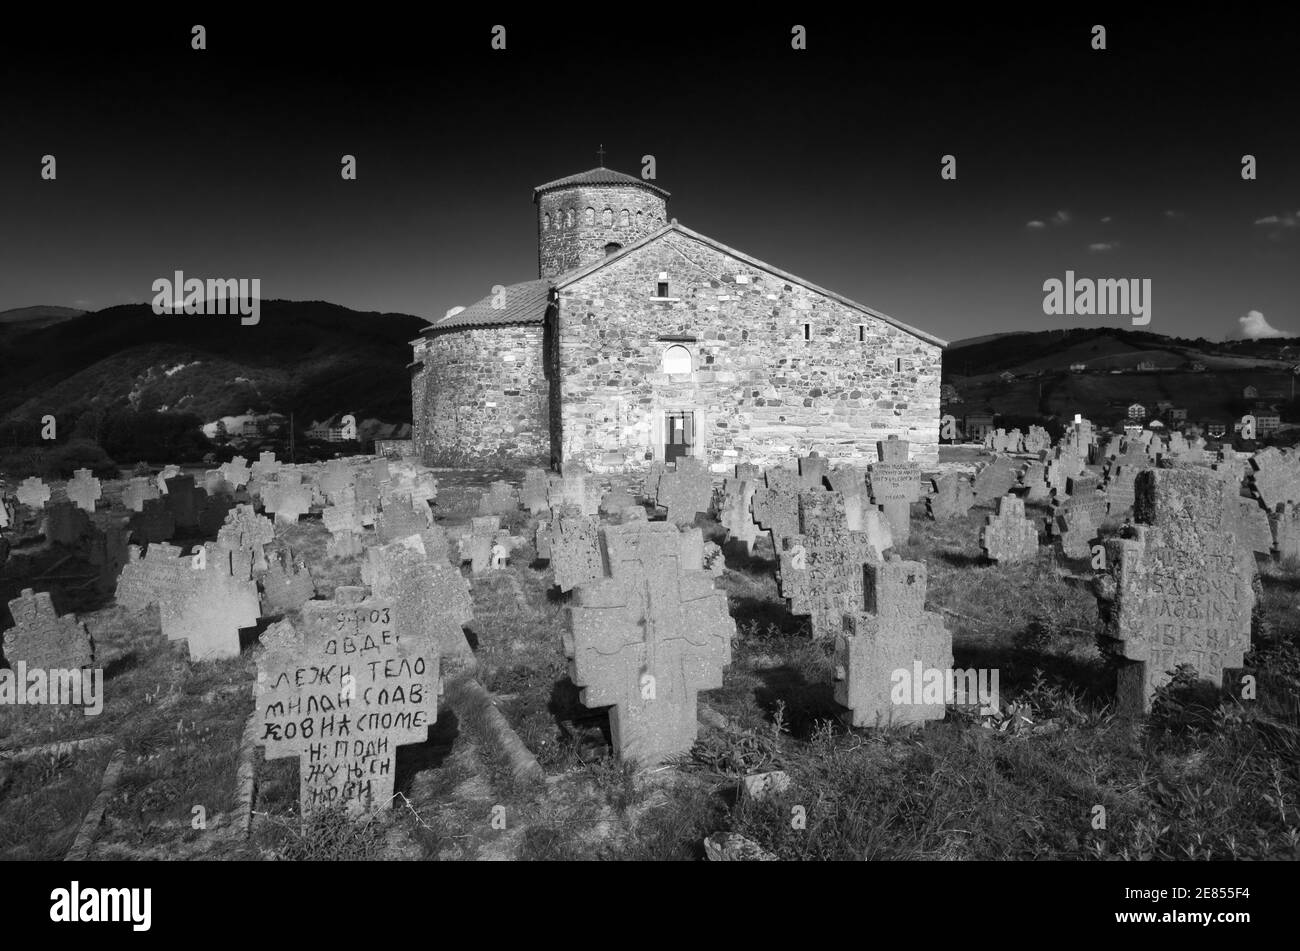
3 588 94 669
834 556 952 728
565 523 733 767
257 588 439 817
1096 469 1254 715
870 437 920 543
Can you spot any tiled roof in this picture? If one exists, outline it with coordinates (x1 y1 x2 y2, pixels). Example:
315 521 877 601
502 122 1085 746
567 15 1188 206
533 166 670 199
425 279 552 332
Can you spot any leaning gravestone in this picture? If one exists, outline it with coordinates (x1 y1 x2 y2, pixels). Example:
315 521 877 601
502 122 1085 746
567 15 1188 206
1104 466 1140 518
980 496 1038 563
751 466 801 552
656 457 714 526
834 556 952 728
1052 506 1096 560
566 522 733 767
260 551 317 615
1021 462 1050 503
257 587 439 817
3 588 94 669
1250 448 1300 510
66 469 102 513
16 477 51 510
1228 496 1272 558
159 546 260 661
718 476 759 554
869 437 920 544
363 540 474 662
1096 469 1254 715
927 472 974 520
521 468 551 515
549 514 604 592
972 457 1018 502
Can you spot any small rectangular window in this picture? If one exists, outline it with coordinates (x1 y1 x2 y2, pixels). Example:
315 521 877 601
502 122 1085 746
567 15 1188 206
802 323 811 341
858 325 865 342
896 357 902 372
656 281 669 297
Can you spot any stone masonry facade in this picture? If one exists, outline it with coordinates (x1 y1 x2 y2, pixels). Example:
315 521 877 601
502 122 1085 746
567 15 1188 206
554 231 942 473
537 183 667 280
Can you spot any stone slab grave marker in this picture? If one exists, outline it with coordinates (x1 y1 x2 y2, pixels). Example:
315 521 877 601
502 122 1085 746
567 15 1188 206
318 460 355 505
16 477 51 510
1228 496 1272 558
122 477 161 513
203 469 230 497
980 495 1039 563
217 504 275 578
260 549 317 615
1104 466 1141 519
362 539 474 661
376 495 427 544
155 465 181 494
466 515 501 574
972 457 1019 502
115 542 188 613
353 473 381 510
1021 462 1050 503
751 466 801 553
548 514 604 591
1051 505 1096 559
656 457 714 526
129 497 176 544
565 522 733 767
3 588 94 669
521 468 551 514
257 587 439 817
250 452 281 481
1023 426 1051 454
220 455 251 489
44 501 92 547
1096 468 1254 715
927 472 974 520
66 469 102 513
834 555 953 728
718 476 759 554
164 475 204 530
779 490 886 639
599 486 636 517
1273 501 1300 559
548 471 599 516
797 453 827 489
1250 447 1300 510
159 544 261 661
828 465 872 533
869 436 920 544
198 494 237 537
262 472 312 525
88 523 131 594
479 480 518 516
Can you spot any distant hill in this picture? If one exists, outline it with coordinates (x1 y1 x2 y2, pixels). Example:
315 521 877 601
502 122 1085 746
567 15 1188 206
945 327 1300 423
0 305 85 330
0 300 432 426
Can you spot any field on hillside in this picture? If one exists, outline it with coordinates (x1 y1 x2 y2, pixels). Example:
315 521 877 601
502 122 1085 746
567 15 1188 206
2 461 1298 860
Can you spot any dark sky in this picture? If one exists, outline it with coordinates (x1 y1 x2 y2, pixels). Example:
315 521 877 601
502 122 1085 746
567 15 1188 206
2 12 1297 344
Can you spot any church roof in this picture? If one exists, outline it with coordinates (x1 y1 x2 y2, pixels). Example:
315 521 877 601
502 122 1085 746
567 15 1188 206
424 278 552 332
554 222 949 348
533 167 671 200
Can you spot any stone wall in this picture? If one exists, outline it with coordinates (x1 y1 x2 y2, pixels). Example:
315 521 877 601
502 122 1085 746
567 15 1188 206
554 232 943 473
411 324 550 466
537 184 667 279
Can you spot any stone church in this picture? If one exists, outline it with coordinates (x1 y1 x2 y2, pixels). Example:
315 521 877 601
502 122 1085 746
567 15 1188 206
410 166 945 473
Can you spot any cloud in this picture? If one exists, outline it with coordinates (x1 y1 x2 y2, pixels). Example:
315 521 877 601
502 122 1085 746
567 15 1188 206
1254 210 1299 240
1232 309 1290 340
1088 241 1119 253
73 299 91 308
1100 216 1112 223
1163 209 1185 221
1050 209 1071 226
1025 220 1046 230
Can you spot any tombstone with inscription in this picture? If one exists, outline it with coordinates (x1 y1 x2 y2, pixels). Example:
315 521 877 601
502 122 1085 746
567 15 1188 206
257 588 439 817
869 437 921 544
980 495 1039 563
3 588 94 669
751 466 801 552
565 522 733 767
834 556 952 728
549 514 604 592
1095 469 1254 715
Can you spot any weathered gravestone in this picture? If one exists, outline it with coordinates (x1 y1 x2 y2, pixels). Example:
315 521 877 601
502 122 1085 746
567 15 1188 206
1250 447 1300 510
217 504 274 578
198 495 237 537
220 456 251 489
114 543 188 613
599 486 636 517
1228 496 1273 558
159 545 261 661
1273 501 1300 559
376 495 428 544
980 495 1038 563
88 523 131 594
521 468 551 514
3 588 94 669
797 453 827 489
66 469 102 513
565 522 734 766
163 475 206 530
16 477 51 510
779 490 885 638
257 587 439 817
262 474 312 525
250 452 281 481
1022 426 1051 454
718 477 759 554
466 516 501 574
548 472 600 516
972 457 1019 502
362 540 474 661
656 457 714 526
1051 506 1096 560
479 481 519 516
1104 466 1140 518
1095 469 1254 715
129 497 176 544
43 501 91 547
751 467 801 552
834 556 952 728
1021 462 1050 503
548 514 604 592
122 477 161 513
927 472 974 520
869 437 921 544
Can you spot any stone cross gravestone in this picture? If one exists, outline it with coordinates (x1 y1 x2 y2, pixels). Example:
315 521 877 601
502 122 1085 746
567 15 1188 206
972 457 1019 502
980 495 1038 563
376 495 427 544
363 540 474 662
260 550 317 615
521 468 551 514
751 466 801 552
44 501 92 547
927 472 974 520
565 522 733 767
656 457 714 526
257 587 439 817
1096 469 1254 715
66 469 102 513
220 456 251 489
1052 506 1096 560
262 474 312 525
718 477 760 554
834 556 953 728
16 477 51 510
122 477 161 513
3 588 94 669
159 546 260 661
869 437 920 544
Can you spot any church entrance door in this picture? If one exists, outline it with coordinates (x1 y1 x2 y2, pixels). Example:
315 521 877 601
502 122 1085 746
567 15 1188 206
664 411 694 464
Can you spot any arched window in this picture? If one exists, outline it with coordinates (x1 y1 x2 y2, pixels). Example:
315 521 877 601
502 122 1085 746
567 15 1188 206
635 210 643 228
602 207 614 227
605 242 623 256
543 214 550 232
663 345 692 375
620 209 630 227
565 208 574 227
585 207 595 226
